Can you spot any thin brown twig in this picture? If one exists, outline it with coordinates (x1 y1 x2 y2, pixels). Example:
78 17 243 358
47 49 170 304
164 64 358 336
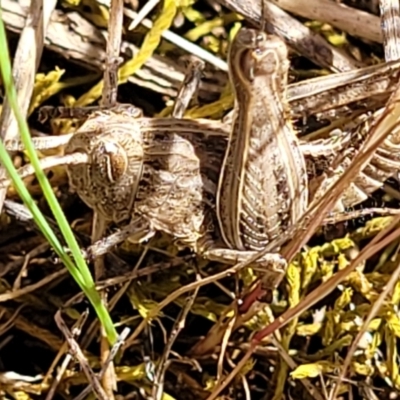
80 247 149 350
96 1 125 397
122 252 281 351
74 328 130 400
172 57 205 118
45 311 89 400
152 270 200 400
54 310 108 400
0 241 50 278
0 268 67 302
101 0 124 108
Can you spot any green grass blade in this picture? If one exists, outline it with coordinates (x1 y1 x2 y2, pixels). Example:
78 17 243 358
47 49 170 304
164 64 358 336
0 9 117 344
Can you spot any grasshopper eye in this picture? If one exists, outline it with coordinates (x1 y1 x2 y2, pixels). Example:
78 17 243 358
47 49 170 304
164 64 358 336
93 141 128 183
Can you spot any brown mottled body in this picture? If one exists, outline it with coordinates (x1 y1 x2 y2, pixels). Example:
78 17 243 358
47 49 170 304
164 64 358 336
64 110 227 251
134 119 227 249
5 29 400 277
217 29 307 256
